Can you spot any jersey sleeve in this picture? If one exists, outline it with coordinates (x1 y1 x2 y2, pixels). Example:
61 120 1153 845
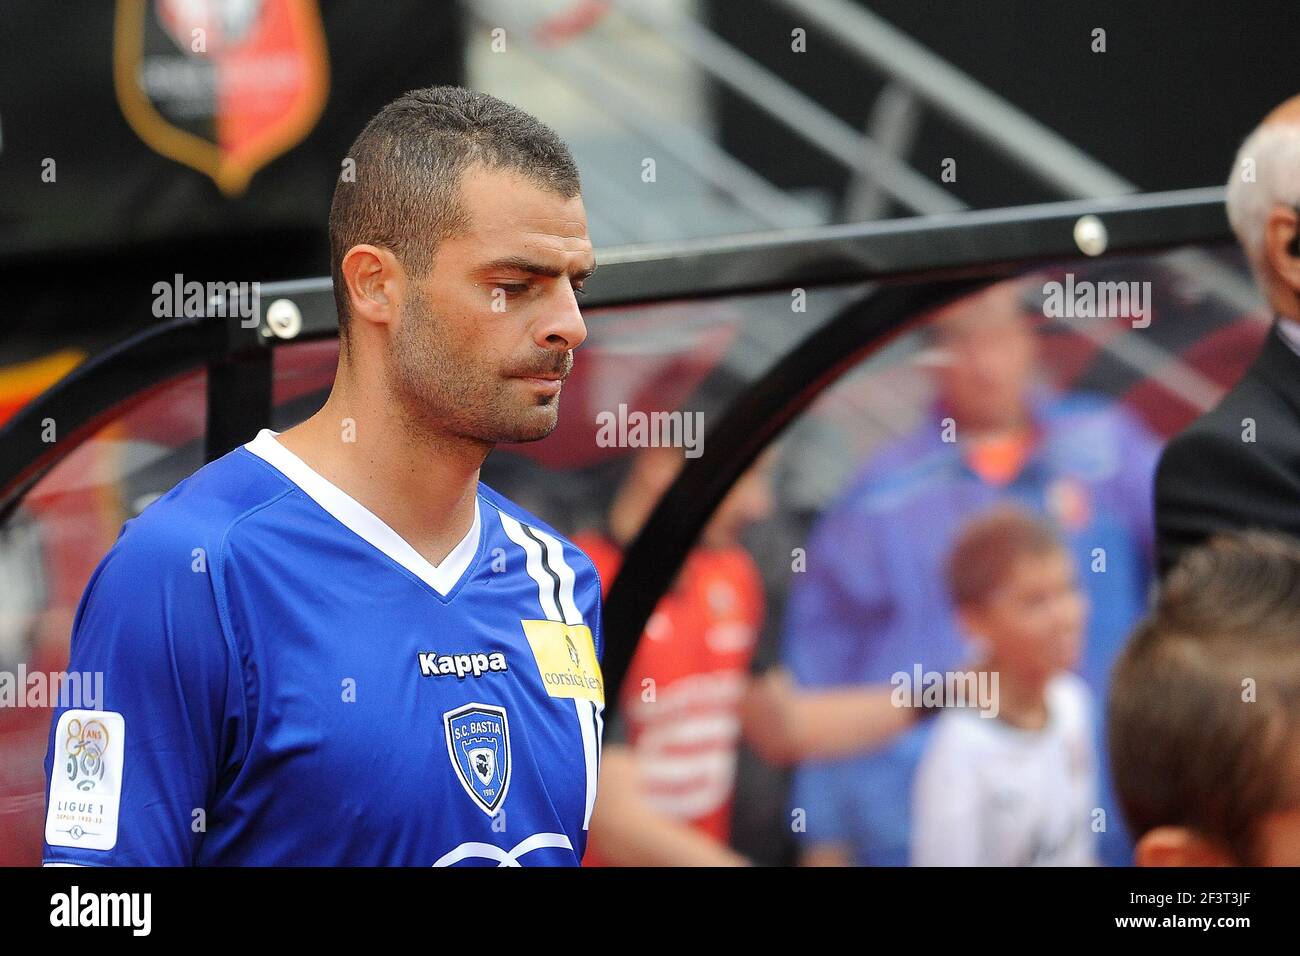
42 518 244 866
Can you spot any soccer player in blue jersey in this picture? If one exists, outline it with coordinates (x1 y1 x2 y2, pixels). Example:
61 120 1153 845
42 87 604 866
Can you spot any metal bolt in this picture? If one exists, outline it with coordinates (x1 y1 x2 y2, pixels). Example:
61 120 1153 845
265 298 303 339
1073 215 1108 257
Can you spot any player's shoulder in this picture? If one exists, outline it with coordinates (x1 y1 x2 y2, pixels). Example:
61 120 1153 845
476 482 600 584
106 443 294 571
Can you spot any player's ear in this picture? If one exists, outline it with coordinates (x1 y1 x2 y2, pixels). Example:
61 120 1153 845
1264 204 1300 294
1134 826 1236 867
341 244 403 329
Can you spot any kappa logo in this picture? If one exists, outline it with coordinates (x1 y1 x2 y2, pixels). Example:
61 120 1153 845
418 650 508 680
443 703 511 816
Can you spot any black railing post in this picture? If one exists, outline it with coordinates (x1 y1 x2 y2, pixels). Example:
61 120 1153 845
204 287 275 463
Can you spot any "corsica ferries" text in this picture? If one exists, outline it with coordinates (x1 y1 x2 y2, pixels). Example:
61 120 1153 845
542 670 602 692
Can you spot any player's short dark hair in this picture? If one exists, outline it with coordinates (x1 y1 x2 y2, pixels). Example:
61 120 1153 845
1108 531 1300 863
945 504 1064 609
328 86 581 344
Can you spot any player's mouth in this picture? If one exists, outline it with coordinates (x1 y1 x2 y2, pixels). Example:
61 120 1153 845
514 374 564 396
514 377 561 395
508 358 571 396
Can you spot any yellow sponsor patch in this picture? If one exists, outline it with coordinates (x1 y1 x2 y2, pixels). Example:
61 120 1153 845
521 621 604 705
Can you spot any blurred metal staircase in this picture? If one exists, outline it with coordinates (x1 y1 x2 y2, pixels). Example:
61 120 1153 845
461 0 1138 245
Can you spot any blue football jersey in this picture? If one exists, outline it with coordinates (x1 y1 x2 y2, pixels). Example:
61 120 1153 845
42 429 605 866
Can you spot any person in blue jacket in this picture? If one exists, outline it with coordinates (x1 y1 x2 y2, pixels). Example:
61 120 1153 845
781 282 1159 867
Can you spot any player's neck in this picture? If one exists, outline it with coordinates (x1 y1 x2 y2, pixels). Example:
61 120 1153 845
275 388 487 568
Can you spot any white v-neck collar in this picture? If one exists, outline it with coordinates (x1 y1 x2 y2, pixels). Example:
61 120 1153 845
243 428 481 597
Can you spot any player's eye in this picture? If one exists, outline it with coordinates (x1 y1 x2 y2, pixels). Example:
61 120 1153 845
573 285 587 297
495 283 529 295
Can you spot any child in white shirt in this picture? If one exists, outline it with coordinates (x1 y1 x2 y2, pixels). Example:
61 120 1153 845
911 505 1098 866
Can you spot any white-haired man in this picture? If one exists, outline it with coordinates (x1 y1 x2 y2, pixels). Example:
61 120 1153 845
1156 96 1300 575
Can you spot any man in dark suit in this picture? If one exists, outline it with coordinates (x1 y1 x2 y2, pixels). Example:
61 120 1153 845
1156 97 1300 575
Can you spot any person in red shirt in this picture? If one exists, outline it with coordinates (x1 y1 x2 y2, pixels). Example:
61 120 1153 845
582 444 772 865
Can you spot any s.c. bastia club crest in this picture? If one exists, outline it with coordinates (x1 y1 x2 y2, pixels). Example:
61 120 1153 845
443 703 511 816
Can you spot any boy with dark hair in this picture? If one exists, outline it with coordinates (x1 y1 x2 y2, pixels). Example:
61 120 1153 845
1109 531 1300 866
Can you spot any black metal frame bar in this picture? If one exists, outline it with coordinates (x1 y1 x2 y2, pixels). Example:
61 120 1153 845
250 186 1230 340
204 295 275 464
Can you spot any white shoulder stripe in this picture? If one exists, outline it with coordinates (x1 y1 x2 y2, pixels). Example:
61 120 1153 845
529 525 582 626
497 511 562 622
575 699 600 830
496 509 602 830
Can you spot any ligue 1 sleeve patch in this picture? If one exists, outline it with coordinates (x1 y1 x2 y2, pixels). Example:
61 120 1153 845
45 710 125 851
520 621 604 705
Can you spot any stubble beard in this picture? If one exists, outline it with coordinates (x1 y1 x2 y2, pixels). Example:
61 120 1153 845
390 297 562 446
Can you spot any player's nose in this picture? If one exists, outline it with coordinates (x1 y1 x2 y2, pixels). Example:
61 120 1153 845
535 286 587 352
